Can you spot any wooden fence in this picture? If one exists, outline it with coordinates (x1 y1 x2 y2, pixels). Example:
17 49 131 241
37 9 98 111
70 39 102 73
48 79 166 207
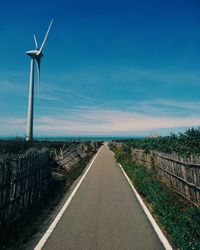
0 148 50 228
132 148 200 207
55 143 90 172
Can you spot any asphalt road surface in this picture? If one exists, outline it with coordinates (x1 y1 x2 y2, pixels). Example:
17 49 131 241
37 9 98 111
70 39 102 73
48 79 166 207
41 144 165 250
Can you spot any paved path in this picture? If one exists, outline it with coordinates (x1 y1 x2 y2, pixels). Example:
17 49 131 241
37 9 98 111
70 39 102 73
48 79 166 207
40 145 165 250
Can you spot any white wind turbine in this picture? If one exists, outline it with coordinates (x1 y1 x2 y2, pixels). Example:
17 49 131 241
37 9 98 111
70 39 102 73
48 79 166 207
26 19 53 142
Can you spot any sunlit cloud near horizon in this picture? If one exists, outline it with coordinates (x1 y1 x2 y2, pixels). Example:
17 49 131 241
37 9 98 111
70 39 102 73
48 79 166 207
1 105 200 137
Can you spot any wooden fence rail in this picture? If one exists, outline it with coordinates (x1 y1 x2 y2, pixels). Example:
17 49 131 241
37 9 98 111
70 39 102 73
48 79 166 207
132 148 200 207
0 148 50 227
55 144 88 171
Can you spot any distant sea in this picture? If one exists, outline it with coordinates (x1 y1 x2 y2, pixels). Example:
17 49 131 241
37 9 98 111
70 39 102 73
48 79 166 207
0 136 144 142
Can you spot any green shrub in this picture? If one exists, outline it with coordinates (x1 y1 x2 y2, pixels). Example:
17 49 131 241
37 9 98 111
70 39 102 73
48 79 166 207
113 128 200 157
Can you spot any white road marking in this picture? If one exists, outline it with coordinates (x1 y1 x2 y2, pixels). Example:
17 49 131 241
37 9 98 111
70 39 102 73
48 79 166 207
34 147 102 250
118 163 173 250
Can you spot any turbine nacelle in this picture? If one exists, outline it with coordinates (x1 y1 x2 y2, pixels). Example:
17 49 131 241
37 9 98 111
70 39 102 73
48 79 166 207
26 50 43 58
26 19 53 101
26 19 53 58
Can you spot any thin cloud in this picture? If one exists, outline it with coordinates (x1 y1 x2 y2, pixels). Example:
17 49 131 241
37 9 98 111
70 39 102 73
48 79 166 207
34 110 200 135
130 99 200 117
139 99 200 110
2 108 200 136
0 80 26 93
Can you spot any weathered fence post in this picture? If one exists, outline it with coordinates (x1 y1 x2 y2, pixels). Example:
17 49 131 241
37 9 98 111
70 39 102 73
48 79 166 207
0 148 51 229
132 148 200 207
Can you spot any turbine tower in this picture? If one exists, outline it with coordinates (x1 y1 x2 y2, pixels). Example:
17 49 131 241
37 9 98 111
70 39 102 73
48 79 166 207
26 19 53 142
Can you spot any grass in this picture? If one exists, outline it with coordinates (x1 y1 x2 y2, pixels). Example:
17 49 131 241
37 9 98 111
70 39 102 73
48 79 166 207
111 146 200 250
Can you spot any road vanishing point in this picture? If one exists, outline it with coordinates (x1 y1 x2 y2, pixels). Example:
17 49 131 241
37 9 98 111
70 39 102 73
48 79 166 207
35 144 172 250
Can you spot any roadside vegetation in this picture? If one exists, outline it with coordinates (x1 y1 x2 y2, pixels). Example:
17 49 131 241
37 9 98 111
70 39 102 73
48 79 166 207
109 142 200 250
0 139 76 154
114 128 200 157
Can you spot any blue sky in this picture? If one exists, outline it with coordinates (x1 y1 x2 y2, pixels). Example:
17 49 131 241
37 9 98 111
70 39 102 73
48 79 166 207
1 0 200 137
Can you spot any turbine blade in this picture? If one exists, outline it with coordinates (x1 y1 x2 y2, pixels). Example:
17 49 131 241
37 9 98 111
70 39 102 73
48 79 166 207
33 34 38 49
37 19 53 55
36 57 41 100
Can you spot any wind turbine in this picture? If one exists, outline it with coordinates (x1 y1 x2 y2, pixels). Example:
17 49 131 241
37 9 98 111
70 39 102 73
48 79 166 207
26 19 53 142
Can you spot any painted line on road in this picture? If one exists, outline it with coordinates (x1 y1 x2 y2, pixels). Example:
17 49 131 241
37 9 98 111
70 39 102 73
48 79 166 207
118 163 173 250
34 146 102 250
